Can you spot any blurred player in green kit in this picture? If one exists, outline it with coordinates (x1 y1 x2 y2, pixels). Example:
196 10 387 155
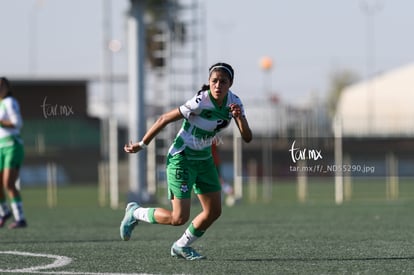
0 77 26 229
120 62 252 260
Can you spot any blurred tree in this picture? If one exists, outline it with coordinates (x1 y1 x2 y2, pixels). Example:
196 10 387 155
145 0 186 68
326 69 359 118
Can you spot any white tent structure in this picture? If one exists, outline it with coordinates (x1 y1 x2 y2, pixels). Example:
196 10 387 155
336 63 414 137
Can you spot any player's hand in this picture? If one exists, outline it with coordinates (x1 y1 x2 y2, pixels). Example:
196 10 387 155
124 141 141 153
229 103 242 118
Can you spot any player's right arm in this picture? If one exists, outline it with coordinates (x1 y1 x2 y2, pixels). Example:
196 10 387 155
0 98 23 129
124 108 183 153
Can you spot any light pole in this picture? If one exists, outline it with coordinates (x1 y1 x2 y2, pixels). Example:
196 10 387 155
28 0 45 75
260 56 273 202
260 57 273 93
128 0 148 203
360 0 382 134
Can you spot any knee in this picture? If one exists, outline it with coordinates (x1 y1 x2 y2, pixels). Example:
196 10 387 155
171 215 189 226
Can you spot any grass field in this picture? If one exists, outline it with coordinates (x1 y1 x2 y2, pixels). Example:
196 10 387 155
1 182 414 275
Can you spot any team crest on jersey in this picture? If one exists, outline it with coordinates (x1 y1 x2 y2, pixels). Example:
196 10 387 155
180 184 189 193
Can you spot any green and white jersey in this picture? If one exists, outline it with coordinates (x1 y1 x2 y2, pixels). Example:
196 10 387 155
0 96 23 148
169 90 245 160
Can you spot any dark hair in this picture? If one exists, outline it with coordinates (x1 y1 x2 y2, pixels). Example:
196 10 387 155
0 77 12 96
201 62 234 91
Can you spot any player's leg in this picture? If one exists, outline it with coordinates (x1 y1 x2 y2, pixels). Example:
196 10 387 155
149 152 193 225
149 197 191 225
2 144 25 229
193 191 222 230
120 153 193 240
3 168 26 229
170 191 221 260
171 158 221 260
119 198 191 241
0 169 12 228
0 149 10 226
129 196 191 225
174 191 221 246
190 157 222 231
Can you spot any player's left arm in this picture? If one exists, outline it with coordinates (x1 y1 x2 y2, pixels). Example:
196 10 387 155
230 103 252 143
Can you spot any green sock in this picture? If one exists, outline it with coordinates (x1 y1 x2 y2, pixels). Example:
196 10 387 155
188 223 205 237
175 223 205 247
148 208 158 224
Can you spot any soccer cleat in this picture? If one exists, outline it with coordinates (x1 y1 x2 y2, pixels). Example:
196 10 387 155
0 212 12 228
120 202 139 241
8 219 27 229
170 242 206 260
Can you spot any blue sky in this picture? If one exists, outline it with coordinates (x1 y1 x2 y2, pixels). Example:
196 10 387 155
0 0 413 105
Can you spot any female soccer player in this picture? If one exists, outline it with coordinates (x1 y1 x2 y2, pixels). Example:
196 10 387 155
0 77 26 229
120 62 252 260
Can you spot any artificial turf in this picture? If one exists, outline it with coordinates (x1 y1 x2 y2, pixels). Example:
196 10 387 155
1 183 414 274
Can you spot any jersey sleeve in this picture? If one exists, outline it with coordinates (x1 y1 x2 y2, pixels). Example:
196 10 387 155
4 98 23 129
178 92 203 119
229 92 246 117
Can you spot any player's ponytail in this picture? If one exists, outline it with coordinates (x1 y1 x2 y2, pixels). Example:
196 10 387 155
200 84 210 91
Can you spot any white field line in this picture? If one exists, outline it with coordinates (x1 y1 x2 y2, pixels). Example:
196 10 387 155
0 251 72 272
0 251 155 275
